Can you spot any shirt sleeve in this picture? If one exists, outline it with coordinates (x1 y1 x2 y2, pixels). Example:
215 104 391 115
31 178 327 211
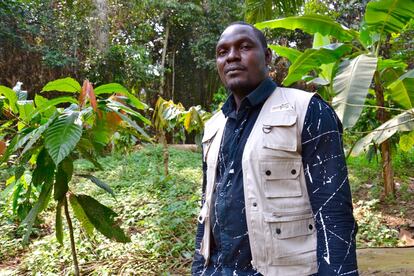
191 157 207 275
301 95 359 276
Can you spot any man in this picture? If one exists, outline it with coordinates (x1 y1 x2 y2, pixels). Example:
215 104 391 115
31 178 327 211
192 22 358 276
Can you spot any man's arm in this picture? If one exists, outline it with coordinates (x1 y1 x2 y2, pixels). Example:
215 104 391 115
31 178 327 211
301 96 358 275
191 158 207 275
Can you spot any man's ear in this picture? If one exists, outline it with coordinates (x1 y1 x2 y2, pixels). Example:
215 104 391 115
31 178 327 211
265 47 272 66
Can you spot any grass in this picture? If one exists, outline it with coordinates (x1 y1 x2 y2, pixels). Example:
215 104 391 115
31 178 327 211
0 145 413 274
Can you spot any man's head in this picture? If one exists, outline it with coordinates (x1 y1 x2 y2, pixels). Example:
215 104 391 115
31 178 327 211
216 22 271 96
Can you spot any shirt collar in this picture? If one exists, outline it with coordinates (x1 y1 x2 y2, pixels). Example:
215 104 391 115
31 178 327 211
221 77 277 117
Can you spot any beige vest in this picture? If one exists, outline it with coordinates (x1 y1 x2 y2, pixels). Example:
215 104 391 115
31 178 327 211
198 87 317 276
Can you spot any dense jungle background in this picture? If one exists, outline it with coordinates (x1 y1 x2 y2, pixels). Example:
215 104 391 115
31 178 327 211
1 0 414 275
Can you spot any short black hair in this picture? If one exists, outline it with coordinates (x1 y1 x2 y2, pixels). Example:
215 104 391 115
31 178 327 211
226 21 268 50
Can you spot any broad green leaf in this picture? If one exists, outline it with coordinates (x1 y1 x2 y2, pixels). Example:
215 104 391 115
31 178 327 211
386 69 414 109
313 33 335 83
20 112 59 156
75 194 130 242
255 14 356 42
32 148 55 187
17 100 35 122
312 32 330 48
53 157 73 201
352 108 414 155
55 199 64 245
68 194 94 237
45 111 83 166
32 96 78 117
332 54 378 129
399 131 414 152
41 77 81 93
283 44 352 86
0 85 18 113
377 58 407 72
269 45 302 63
77 174 115 198
106 100 151 125
116 111 151 141
22 179 53 244
95 83 147 110
94 83 129 95
365 0 414 35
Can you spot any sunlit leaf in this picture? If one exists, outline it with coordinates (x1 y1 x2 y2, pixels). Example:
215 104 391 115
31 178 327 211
256 14 356 41
352 108 414 155
386 69 414 109
41 77 81 93
332 54 378 129
268 45 302 63
45 111 83 166
365 0 414 35
0 85 18 113
283 43 352 86
69 194 94 237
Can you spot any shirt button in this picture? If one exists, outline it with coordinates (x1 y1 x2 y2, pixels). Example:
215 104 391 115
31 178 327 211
291 169 296 175
252 202 257 207
309 224 313 230
219 192 224 196
265 170 271 176
276 228 281 235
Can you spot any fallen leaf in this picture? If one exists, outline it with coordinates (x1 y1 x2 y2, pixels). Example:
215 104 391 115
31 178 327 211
399 229 414 246
0 140 6 155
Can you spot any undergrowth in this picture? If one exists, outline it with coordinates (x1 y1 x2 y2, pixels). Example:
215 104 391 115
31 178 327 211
1 146 412 274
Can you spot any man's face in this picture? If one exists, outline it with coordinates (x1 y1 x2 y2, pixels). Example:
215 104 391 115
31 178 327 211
216 24 271 95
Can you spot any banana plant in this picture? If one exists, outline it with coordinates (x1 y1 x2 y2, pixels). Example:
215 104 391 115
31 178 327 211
0 78 150 275
256 0 414 196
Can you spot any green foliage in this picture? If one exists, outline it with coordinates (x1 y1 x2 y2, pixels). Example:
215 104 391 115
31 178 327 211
354 199 399 247
256 14 356 41
75 194 130 243
245 0 305 23
0 78 150 272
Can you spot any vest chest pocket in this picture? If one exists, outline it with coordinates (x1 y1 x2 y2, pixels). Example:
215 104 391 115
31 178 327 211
262 111 297 152
260 160 303 212
263 211 316 265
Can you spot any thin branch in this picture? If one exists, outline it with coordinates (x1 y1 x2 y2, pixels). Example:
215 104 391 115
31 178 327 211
64 196 80 276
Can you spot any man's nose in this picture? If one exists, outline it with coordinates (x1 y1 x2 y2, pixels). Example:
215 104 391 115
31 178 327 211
227 47 241 61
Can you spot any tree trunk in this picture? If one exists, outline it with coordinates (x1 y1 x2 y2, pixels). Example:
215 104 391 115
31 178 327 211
160 129 169 176
159 22 170 97
374 71 395 197
92 0 109 52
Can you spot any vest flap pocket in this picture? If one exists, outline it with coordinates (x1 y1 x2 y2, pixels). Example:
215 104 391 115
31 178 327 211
262 111 298 152
261 160 302 180
265 213 316 259
271 216 315 240
262 111 297 127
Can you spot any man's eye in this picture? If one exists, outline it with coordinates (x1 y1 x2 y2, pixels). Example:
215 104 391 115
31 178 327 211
240 44 251 50
217 50 227 57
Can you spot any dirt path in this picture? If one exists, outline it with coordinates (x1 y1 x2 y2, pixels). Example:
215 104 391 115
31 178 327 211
358 247 414 275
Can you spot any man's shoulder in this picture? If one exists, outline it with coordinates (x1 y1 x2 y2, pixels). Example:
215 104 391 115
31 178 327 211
205 110 225 127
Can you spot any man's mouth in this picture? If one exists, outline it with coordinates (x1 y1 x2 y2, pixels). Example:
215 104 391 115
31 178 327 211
224 66 246 74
